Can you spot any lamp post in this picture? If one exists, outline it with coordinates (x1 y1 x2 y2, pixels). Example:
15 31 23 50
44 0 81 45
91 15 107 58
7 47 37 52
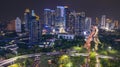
108 46 112 50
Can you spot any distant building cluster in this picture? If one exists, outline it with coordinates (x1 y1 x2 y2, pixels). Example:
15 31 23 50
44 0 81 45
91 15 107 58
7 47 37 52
43 6 120 35
1 6 120 44
43 6 87 35
99 15 119 31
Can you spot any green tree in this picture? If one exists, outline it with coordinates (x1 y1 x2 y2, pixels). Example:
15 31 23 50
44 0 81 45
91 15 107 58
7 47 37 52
58 55 73 67
89 52 96 67
71 56 85 67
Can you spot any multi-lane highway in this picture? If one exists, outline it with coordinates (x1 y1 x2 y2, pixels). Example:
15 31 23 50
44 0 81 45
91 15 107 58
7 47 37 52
70 53 114 59
0 53 41 66
0 52 61 66
0 51 115 66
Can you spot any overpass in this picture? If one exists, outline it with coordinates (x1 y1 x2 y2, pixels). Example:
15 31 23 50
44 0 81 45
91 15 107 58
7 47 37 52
0 53 42 66
0 51 115 66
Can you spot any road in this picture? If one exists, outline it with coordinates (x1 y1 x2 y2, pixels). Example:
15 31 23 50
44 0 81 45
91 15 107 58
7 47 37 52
0 51 114 66
0 53 41 66
0 52 61 66
69 52 114 59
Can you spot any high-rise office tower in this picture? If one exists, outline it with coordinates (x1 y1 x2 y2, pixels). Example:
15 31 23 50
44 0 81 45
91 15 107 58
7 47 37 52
24 9 41 44
29 16 41 44
67 11 76 34
15 17 21 32
101 15 106 29
55 6 66 28
44 9 56 26
105 19 112 30
44 9 52 26
76 12 85 35
85 17 92 32
51 10 56 26
105 22 110 30
67 11 85 35
73 12 80 35
24 9 31 32
64 6 71 31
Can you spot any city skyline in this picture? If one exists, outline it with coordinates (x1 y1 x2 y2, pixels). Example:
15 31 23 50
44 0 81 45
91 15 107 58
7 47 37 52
0 0 120 21
0 1 120 67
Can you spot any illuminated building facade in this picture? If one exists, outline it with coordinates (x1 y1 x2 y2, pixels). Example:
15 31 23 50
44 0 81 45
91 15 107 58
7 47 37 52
67 11 76 34
24 9 41 44
51 10 56 26
67 11 85 35
85 17 92 32
75 12 85 35
101 15 106 29
43 6 71 34
15 17 21 32
55 6 66 29
44 9 55 26
105 19 112 30
43 9 56 34
64 6 71 31
24 9 31 32
99 15 119 31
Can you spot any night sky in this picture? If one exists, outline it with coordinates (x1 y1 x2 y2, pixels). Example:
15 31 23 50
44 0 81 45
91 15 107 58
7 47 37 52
0 0 120 21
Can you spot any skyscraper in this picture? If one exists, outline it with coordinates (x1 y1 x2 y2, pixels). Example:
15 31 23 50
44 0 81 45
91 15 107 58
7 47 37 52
64 6 71 31
85 17 92 32
101 15 106 29
51 10 56 26
24 9 31 32
24 9 41 45
29 15 41 44
105 19 112 30
44 9 52 26
76 12 85 35
15 17 21 32
55 6 66 28
67 11 76 34
67 11 85 35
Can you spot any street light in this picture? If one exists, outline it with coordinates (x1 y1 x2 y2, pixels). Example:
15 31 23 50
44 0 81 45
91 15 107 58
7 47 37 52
108 46 112 50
